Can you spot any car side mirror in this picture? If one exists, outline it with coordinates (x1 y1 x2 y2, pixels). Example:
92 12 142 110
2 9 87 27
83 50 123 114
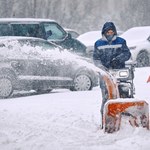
67 33 72 39
46 30 52 39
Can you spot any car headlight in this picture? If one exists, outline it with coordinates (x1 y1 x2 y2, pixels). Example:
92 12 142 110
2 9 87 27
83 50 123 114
129 46 136 50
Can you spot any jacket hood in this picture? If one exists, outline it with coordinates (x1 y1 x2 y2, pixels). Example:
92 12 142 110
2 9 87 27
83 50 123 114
101 22 117 35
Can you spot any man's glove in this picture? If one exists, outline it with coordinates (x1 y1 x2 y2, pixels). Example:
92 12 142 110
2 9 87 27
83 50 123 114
111 58 120 68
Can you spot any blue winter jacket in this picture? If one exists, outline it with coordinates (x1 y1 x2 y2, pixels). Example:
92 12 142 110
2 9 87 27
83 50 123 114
93 22 131 69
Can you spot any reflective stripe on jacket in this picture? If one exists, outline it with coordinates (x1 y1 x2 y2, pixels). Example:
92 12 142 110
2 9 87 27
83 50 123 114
93 37 131 69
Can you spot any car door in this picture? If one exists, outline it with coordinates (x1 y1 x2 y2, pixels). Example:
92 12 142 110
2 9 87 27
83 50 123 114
29 40 74 86
0 41 40 80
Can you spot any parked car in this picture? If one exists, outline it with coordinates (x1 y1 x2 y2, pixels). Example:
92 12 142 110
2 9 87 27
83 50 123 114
0 36 101 98
0 18 86 56
77 30 124 58
64 28 80 38
77 31 101 58
120 26 150 67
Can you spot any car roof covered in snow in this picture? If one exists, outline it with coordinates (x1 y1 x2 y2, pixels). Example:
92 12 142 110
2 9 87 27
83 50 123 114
0 18 56 23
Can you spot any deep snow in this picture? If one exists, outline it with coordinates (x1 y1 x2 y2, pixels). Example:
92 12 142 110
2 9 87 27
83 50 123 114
0 67 150 150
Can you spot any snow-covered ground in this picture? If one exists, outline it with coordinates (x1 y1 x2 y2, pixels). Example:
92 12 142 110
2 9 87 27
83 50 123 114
0 67 150 150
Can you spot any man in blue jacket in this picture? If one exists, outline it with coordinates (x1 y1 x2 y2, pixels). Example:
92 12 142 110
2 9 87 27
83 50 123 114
93 22 131 129
93 22 131 69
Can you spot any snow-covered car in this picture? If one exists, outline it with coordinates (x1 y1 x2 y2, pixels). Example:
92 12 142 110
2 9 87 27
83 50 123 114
64 28 80 38
77 31 101 58
77 30 124 58
120 26 150 67
0 36 100 98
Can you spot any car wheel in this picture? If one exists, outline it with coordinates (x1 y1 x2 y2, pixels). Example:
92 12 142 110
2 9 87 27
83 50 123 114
0 76 13 98
136 51 150 67
72 74 92 91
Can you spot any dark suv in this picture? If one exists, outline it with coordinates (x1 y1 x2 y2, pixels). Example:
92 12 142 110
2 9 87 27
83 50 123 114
0 18 86 56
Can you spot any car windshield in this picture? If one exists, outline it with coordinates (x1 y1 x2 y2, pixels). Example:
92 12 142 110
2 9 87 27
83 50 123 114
43 23 67 40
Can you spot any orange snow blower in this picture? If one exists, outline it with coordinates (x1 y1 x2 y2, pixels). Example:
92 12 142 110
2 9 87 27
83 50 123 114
103 99 149 133
100 63 149 133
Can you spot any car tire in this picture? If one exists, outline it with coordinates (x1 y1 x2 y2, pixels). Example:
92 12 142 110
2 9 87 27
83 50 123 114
0 76 13 99
71 74 92 91
136 51 150 67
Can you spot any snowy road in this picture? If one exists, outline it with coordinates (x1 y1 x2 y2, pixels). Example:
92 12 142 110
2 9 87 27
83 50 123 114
0 67 150 150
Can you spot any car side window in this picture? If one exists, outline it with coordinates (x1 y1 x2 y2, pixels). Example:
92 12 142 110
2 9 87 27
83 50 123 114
43 23 66 40
11 24 28 36
0 24 12 36
11 24 43 38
